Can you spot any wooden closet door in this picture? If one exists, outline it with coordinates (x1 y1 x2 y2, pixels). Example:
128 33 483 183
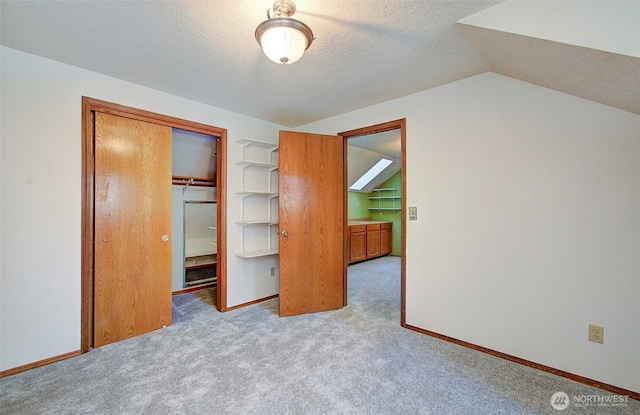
94 112 172 347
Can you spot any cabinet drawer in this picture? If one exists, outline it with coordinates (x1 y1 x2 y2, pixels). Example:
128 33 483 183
350 225 367 233
381 222 392 230
366 224 380 231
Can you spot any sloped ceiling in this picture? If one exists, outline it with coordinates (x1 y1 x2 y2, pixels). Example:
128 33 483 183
348 129 401 192
458 0 640 116
348 144 400 193
1 0 638 128
349 129 401 160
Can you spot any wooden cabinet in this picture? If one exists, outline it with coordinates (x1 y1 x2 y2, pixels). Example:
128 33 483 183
366 224 381 258
349 225 367 263
348 221 391 264
381 222 392 255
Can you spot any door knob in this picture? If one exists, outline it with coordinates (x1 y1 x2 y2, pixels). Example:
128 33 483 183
281 231 288 237
162 234 169 241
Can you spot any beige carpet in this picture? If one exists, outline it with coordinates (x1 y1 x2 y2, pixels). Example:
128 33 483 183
1 256 637 414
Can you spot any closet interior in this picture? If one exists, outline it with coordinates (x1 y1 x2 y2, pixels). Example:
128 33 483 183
171 128 218 292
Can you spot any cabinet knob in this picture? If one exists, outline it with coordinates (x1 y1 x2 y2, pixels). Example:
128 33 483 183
162 234 169 241
281 231 288 238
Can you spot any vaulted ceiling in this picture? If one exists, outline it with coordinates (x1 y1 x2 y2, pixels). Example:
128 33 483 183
1 1 638 127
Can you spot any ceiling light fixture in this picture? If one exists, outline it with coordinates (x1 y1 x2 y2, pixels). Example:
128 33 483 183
255 0 314 65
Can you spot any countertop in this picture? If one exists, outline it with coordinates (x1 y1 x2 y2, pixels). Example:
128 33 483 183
348 220 392 225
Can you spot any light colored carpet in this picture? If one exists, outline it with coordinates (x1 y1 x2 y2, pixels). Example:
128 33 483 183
1 256 638 414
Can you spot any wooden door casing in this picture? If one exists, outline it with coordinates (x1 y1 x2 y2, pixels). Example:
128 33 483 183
94 113 172 347
340 119 406 325
278 131 346 317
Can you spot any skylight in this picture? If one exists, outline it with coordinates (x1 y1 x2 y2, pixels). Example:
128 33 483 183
349 158 393 191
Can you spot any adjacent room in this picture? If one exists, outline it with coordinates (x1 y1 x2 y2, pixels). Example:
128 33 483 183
1 0 638 412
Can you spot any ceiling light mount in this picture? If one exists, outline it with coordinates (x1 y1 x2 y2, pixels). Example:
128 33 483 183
255 0 314 65
268 0 297 19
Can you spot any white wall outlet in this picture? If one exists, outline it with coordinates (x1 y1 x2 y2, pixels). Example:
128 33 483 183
270 267 276 277
589 324 604 344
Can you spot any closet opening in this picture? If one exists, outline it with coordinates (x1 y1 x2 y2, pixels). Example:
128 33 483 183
81 97 228 353
171 129 218 293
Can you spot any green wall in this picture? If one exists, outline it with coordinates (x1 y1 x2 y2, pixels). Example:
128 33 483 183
347 171 402 256
348 191 371 219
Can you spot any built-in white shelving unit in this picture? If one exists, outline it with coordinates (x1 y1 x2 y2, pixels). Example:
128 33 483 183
368 188 401 212
235 138 279 258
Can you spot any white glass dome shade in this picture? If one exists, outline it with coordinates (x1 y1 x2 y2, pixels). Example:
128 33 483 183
255 17 314 65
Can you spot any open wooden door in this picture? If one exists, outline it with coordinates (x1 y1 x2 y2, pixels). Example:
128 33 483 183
93 112 172 346
278 131 346 317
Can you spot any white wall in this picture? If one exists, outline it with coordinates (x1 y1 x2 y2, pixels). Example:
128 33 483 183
299 73 640 393
0 46 282 371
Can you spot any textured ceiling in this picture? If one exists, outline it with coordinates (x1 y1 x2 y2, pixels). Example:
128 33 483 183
459 25 640 116
458 1 640 117
1 0 638 128
0 0 500 127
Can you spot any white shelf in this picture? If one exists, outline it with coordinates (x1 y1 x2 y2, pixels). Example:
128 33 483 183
235 220 278 225
236 191 278 197
236 138 278 149
237 138 279 259
235 249 279 258
369 188 401 211
236 160 279 170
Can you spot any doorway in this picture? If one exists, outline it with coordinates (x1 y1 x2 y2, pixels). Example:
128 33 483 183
340 119 406 325
81 97 228 352
171 129 218 293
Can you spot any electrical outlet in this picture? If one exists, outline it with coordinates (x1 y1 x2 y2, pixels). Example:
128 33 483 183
270 267 276 277
589 324 604 344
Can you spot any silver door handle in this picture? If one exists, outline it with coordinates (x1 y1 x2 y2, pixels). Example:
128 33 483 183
281 231 288 237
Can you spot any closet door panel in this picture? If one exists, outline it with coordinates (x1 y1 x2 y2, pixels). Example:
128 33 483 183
94 112 172 347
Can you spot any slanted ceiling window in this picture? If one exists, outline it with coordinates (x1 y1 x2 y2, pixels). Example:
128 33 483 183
349 158 393 191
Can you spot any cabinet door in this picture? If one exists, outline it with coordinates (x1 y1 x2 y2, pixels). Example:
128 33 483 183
350 230 367 262
381 225 392 255
366 224 381 258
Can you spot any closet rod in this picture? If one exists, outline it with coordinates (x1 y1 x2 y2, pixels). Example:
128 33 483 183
172 175 216 188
